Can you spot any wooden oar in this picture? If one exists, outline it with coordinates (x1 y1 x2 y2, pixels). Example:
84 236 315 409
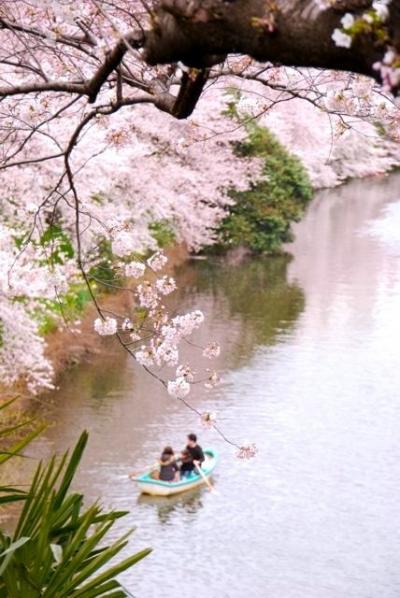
194 462 214 492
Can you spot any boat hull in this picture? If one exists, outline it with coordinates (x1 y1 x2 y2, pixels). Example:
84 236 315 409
133 449 217 496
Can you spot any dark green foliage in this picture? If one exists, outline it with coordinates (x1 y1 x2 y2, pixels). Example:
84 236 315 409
0 402 151 597
11 221 93 335
88 238 117 290
0 398 45 471
217 118 313 254
39 224 75 265
149 220 176 248
35 285 93 336
37 313 59 336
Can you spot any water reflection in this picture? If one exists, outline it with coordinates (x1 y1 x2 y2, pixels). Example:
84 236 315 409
175 255 305 366
137 487 205 526
10 172 400 598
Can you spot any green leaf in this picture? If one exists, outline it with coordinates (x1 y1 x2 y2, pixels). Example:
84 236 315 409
0 397 19 413
0 487 27 506
70 579 122 598
0 537 30 576
149 220 176 248
0 423 150 596
52 431 88 510
70 548 152 597
0 424 46 466
0 537 30 559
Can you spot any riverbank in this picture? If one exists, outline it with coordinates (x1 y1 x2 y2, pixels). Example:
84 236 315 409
24 172 396 396
0 244 189 402
45 243 189 387
16 171 400 598
3 131 399 402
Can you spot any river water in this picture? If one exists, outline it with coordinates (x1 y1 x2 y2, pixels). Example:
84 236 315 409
19 172 400 597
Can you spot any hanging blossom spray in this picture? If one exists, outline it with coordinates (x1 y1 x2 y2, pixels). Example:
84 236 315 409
93 250 257 459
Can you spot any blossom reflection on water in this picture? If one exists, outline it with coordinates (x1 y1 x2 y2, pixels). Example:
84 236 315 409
14 172 400 598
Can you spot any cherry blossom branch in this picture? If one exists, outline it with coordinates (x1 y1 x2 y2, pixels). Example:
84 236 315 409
90 252 254 455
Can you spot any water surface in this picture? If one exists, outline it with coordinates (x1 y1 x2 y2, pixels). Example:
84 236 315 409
19 172 400 598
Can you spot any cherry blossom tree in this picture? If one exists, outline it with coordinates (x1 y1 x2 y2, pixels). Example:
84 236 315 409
0 0 399 454
145 0 400 92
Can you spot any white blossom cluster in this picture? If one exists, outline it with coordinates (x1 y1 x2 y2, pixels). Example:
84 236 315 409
147 251 169 272
1 0 397 406
332 0 391 50
201 411 217 427
167 377 191 399
156 276 177 296
125 261 146 278
374 48 400 91
90 254 221 405
202 342 221 359
94 316 118 336
237 444 258 459
372 0 391 21
0 301 54 394
133 309 206 371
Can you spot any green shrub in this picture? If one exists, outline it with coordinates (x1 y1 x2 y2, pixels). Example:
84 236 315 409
35 284 93 336
88 238 117 289
37 313 59 336
149 220 176 248
217 113 313 254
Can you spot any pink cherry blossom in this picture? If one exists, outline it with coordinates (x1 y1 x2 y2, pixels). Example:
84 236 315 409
147 251 168 272
136 282 159 309
135 346 155 368
205 370 221 389
176 364 195 382
125 262 146 278
155 276 177 296
202 342 221 359
201 411 217 427
94 317 118 336
167 377 191 399
237 444 258 459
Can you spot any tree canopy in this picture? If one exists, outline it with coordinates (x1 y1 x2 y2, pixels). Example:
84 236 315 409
0 1 398 400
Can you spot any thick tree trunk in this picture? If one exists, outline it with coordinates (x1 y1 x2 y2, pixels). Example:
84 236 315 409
144 0 400 84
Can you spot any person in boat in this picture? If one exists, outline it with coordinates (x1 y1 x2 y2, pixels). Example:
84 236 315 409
179 448 195 478
186 433 205 470
158 446 179 482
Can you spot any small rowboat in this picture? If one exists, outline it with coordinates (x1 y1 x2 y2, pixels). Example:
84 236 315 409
132 449 218 496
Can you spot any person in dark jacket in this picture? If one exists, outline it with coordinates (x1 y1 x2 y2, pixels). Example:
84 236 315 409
179 448 195 478
158 446 179 482
186 433 205 470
